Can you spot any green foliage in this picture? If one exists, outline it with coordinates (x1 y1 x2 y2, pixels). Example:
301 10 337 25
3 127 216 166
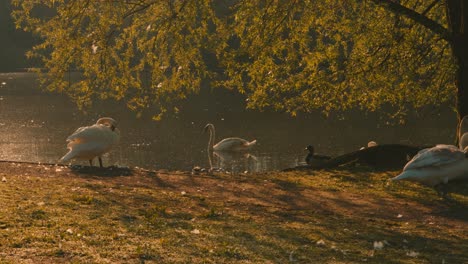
11 0 456 118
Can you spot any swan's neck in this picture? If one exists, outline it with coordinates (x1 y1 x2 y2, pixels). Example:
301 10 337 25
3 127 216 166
207 125 216 151
207 147 213 170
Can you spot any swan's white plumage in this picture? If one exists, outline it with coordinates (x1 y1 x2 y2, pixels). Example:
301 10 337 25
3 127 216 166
214 138 257 151
394 116 468 187
205 123 256 152
59 118 120 165
392 144 468 186
458 115 468 142
402 144 461 170
459 132 468 150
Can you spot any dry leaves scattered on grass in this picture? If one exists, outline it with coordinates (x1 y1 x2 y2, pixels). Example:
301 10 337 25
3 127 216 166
0 162 467 263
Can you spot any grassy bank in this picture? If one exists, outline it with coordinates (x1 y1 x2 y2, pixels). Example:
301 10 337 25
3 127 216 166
0 162 467 263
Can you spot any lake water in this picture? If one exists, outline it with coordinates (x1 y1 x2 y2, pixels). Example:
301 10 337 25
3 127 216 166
0 72 458 173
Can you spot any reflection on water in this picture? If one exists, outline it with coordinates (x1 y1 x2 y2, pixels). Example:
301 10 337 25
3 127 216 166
208 151 258 174
0 72 458 172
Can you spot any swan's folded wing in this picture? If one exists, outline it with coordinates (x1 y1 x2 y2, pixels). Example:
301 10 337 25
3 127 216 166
214 137 249 150
414 144 457 156
403 145 464 171
434 144 459 151
66 125 107 143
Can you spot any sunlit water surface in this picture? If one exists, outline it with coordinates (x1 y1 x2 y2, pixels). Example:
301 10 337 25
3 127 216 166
0 72 457 173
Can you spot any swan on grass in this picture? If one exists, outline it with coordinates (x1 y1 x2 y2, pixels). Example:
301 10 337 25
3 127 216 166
204 123 256 152
59 117 120 167
391 144 468 187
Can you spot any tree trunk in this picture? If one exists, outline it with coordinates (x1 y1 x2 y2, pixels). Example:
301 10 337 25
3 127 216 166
446 1 468 140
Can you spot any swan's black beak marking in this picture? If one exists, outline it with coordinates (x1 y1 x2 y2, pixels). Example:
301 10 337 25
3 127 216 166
111 125 116 131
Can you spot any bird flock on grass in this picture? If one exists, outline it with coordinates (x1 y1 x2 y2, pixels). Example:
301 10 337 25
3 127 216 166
57 115 468 197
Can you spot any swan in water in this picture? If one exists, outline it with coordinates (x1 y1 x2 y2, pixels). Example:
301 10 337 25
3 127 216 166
391 144 468 187
59 117 120 167
213 150 258 173
204 123 256 152
305 145 331 166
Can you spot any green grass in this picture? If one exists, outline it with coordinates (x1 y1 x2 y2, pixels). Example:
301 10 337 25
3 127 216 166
0 162 467 263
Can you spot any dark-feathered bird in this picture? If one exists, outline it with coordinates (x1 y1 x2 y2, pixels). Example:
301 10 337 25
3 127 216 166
305 145 331 166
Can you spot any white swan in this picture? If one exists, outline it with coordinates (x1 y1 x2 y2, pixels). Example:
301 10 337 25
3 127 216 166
213 150 258 172
459 132 468 150
391 144 468 186
204 123 256 152
457 115 468 149
59 117 120 167
458 115 468 142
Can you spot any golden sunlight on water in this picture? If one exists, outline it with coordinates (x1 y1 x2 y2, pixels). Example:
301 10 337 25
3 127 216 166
0 72 458 172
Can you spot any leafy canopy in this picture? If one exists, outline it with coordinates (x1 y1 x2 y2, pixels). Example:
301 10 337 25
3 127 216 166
12 0 456 119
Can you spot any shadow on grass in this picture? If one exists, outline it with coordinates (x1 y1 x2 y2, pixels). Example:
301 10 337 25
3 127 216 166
23 162 464 263
69 165 133 177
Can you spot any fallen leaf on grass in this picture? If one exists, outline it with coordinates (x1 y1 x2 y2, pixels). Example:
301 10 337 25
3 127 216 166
373 241 386 250
406 251 419 257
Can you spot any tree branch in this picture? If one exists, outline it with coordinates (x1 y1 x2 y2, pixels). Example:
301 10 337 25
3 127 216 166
368 0 450 41
422 0 441 16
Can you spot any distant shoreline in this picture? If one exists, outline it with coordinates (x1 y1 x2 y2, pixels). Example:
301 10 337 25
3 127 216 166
0 68 38 73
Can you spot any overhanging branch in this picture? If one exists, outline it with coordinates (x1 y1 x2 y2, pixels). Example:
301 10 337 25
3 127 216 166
422 0 440 16
369 0 451 41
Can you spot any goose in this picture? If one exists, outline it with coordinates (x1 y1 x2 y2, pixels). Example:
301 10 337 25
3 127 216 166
391 144 468 187
204 123 256 152
59 117 120 167
305 145 332 166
